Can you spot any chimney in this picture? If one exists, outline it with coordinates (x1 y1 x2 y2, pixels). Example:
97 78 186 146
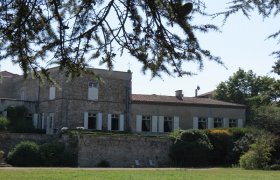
175 90 184 100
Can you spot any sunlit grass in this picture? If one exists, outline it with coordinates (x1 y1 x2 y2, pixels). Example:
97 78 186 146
0 168 280 180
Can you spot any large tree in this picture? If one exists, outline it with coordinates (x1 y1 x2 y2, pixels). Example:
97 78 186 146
0 0 222 80
216 0 280 74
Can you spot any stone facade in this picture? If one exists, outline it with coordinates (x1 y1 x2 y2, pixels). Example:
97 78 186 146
1 68 246 135
77 134 171 167
0 68 132 134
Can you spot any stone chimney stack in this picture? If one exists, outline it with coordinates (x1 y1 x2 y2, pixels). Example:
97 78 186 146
175 90 184 100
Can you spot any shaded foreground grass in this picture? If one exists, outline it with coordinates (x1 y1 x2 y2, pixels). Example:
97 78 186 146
0 168 280 180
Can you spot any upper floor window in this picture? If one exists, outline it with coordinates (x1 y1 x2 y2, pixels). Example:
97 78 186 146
49 86 56 100
214 117 223 128
229 119 237 127
164 116 173 132
88 81 98 100
198 117 207 129
142 115 151 132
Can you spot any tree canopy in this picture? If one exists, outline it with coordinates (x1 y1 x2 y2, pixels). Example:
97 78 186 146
0 0 223 80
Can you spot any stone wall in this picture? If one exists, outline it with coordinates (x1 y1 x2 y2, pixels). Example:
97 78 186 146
78 134 172 167
0 132 53 157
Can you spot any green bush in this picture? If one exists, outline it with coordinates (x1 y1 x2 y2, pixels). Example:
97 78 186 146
206 129 234 166
269 164 280 170
0 116 9 131
40 141 77 167
239 132 276 170
169 129 213 167
97 160 110 167
7 141 42 167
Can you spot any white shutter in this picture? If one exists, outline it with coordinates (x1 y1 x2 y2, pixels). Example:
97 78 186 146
238 119 243 128
119 114 124 131
208 117 214 129
158 116 164 133
107 114 112 130
193 117 198 129
84 112 88 129
33 114 38 128
49 86 55 100
136 115 142 132
152 116 158 132
173 116 180 131
97 113 102 130
41 113 45 129
223 118 229 128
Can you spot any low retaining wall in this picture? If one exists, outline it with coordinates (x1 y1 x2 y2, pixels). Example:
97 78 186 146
78 134 172 167
0 132 53 157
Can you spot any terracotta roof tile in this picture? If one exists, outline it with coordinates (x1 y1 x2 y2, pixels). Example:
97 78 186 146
132 94 245 108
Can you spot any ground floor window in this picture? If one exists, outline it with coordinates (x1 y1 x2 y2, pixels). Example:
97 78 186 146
111 114 119 131
214 118 223 128
88 113 97 129
198 117 207 129
229 119 237 127
142 115 151 132
164 116 173 132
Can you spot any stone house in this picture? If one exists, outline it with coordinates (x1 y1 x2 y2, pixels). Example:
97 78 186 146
0 68 245 134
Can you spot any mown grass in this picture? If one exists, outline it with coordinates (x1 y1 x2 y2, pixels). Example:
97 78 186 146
0 168 280 180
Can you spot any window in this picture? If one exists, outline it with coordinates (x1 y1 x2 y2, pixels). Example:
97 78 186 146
164 116 173 132
214 118 223 128
88 113 97 129
111 114 119 130
88 81 98 100
198 117 207 129
142 115 151 132
229 119 237 127
49 86 55 100
25 113 33 121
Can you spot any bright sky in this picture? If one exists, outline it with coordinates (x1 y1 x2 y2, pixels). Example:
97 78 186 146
1 1 279 97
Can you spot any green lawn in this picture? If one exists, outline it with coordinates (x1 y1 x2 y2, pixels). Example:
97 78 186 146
0 168 280 180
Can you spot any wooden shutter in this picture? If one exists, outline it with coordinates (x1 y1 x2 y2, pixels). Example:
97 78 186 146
119 114 124 131
49 87 55 100
223 118 229 128
107 114 112 130
136 115 142 132
33 114 38 128
97 113 102 130
152 116 158 132
173 116 180 131
238 119 243 128
193 117 198 129
208 117 214 129
41 113 45 129
158 116 164 133
84 112 88 129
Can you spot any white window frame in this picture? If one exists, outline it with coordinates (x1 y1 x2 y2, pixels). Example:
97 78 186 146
163 116 173 132
142 115 151 132
88 81 99 100
214 117 223 128
229 119 238 128
198 117 207 129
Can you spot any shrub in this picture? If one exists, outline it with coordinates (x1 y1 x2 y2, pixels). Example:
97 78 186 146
270 164 280 170
206 129 234 166
169 129 213 167
40 141 77 167
239 132 276 170
97 160 110 167
7 141 42 167
0 116 9 131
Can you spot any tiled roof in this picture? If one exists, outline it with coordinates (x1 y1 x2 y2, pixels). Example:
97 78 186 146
0 71 19 77
132 94 245 108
